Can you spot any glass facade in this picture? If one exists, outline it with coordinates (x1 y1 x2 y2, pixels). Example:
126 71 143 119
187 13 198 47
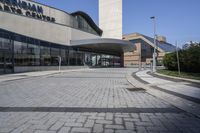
0 32 13 74
72 15 99 35
40 42 51 66
76 16 99 35
130 39 154 62
0 29 121 74
90 54 120 67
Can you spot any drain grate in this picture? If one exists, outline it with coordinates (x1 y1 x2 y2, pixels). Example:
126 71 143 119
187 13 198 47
126 88 146 92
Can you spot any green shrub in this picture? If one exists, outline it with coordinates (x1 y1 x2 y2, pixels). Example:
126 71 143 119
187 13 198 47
163 52 177 70
163 44 200 73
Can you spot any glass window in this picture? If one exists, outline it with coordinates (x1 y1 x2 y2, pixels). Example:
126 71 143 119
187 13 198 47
40 42 51 66
51 47 60 66
0 33 13 73
69 49 75 66
14 36 41 66
76 51 84 66
60 48 68 65
27 42 40 66
75 15 98 35
14 40 28 66
0 37 11 50
84 52 92 66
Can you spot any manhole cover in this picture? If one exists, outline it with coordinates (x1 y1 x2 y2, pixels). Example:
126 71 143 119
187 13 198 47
126 88 146 92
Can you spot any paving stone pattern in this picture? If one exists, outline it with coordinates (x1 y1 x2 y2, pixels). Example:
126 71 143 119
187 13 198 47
0 112 200 133
0 69 170 108
0 68 199 133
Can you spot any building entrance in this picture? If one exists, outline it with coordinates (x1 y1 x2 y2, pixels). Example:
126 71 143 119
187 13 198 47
91 54 120 67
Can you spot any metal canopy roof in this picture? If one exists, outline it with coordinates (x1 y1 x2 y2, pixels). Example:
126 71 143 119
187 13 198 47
70 38 134 55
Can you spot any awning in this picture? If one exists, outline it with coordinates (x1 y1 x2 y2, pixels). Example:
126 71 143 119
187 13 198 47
70 38 135 55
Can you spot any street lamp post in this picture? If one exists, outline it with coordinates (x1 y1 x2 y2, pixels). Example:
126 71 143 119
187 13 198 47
176 41 181 76
57 56 61 72
150 16 157 73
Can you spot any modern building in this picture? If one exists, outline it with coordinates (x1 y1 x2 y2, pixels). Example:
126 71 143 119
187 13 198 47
123 33 176 67
0 0 133 74
99 0 122 39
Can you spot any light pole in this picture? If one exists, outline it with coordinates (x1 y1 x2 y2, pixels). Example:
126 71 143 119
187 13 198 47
150 16 157 73
176 41 181 76
57 56 61 72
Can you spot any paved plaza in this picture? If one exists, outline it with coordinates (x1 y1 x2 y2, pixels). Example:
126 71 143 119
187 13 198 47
0 68 200 133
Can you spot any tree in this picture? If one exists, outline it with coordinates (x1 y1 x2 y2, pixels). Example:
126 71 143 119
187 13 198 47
163 42 200 73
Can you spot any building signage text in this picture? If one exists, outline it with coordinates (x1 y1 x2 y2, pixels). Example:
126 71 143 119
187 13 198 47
0 0 56 23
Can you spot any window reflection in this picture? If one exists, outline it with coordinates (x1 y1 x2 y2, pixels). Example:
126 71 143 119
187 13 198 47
69 49 76 66
40 42 51 66
27 43 40 66
0 32 13 74
51 47 60 66
75 16 98 35
0 37 11 50
60 49 68 65
1 31 121 68
14 40 27 66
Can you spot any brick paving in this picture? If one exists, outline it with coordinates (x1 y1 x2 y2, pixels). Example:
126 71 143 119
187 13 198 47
0 112 200 133
0 68 200 133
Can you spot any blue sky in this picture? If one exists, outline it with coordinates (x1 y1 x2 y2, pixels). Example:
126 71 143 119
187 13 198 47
34 0 200 46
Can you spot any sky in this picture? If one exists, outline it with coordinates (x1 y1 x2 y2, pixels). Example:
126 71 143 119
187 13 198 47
34 0 200 47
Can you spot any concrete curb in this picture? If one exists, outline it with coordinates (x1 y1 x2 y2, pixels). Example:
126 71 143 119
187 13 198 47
0 68 92 83
126 72 200 118
155 72 200 84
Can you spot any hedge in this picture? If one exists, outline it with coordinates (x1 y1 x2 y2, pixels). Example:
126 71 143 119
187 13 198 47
163 44 200 73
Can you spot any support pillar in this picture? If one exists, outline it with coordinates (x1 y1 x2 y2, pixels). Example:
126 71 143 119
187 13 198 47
120 53 124 67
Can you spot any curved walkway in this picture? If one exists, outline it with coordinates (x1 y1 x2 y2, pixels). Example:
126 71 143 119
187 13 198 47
136 70 200 102
127 69 200 118
0 68 200 133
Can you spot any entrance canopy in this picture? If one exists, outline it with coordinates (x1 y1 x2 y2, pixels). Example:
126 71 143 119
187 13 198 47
70 38 134 56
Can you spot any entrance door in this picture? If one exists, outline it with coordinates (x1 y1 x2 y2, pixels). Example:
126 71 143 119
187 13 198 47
0 50 13 74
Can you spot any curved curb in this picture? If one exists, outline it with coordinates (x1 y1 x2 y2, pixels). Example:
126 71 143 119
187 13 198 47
155 72 200 84
0 68 91 83
125 72 200 118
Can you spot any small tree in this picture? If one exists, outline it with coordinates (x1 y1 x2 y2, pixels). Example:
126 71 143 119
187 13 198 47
163 52 177 70
163 42 200 73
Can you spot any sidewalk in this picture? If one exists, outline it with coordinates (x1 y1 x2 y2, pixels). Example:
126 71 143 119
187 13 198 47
126 69 200 117
136 70 200 101
0 68 90 83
